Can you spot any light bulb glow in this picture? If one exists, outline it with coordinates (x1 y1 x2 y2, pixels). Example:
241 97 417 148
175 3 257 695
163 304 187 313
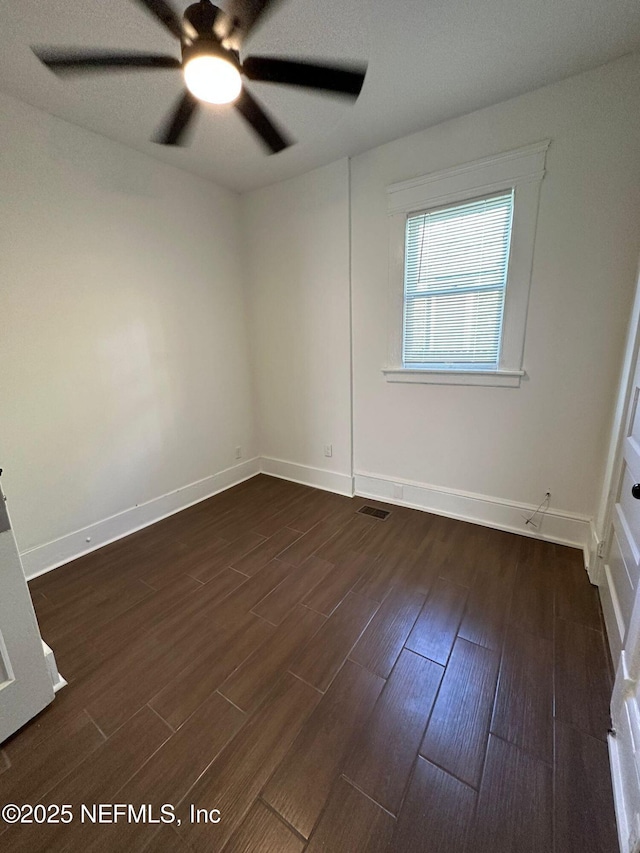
184 55 242 105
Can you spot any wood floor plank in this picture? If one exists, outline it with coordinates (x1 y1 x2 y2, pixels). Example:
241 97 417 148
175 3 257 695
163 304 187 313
277 515 350 567
47 706 172 802
358 514 420 561
29 542 141 601
148 611 274 729
219 605 326 713
1 707 172 853
224 801 305 853
400 537 449 595
251 490 324 538
121 692 242 792
147 559 288 656
353 549 412 602
315 514 376 563
554 619 611 741
88 573 202 648
469 734 552 853
1 683 91 762
189 532 267 583
305 776 395 853
478 528 521 579
157 566 247 631
555 548 602 630
437 524 485 588
343 649 443 814
37 574 153 649
252 555 334 625
231 527 303 576
457 563 517 651
213 486 306 542
490 624 553 764
142 826 192 852
75 625 212 734
81 693 245 852
0 709 105 806
508 539 555 639
209 559 296 619
389 757 476 853
71 573 258 734
175 673 320 852
288 492 352 533
262 660 385 839
289 593 379 691
349 585 425 678
58 574 204 681
420 637 499 789
135 537 228 590
30 590 58 618
554 721 618 853
405 577 468 665
303 551 375 616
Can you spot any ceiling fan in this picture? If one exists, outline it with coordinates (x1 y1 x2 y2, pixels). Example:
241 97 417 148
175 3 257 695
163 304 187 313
31 0 367 153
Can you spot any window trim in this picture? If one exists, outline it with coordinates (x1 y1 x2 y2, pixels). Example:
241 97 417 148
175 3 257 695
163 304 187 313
384 140 550 387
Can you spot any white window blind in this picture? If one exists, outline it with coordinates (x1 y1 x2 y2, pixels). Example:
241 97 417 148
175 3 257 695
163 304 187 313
403 191 514 369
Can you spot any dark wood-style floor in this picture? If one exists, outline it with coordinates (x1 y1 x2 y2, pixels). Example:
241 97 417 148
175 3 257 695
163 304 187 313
0 475 618 852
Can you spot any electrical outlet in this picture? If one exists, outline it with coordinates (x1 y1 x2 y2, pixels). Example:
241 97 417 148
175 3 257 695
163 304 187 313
324 444 332 458
393 483 404 499
235 446 242 460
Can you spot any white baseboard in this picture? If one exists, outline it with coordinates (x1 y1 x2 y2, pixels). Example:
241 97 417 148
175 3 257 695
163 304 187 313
354 470 592 552
259 456 354 497
21 457 593 580
42 641 67 694
587 519 604 584
20 457 261 580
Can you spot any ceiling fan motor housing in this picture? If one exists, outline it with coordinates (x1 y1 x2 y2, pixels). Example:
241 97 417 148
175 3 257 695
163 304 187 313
184 1 221 35
182 38 240 69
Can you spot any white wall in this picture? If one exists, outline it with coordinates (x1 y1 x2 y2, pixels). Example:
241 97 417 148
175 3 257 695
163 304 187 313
0 92 256 567
350 53 640 522
242 159 353 493
242 53 640 541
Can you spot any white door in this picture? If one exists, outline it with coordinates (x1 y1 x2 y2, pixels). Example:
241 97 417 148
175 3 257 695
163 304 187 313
0 479 53 743
604 347 640 853
602 356 640 665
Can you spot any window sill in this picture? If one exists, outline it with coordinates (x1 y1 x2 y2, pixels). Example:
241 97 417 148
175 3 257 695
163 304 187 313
382 368 524 387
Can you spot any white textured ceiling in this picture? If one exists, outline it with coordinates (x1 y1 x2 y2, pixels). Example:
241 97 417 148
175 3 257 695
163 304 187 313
1 0 640 192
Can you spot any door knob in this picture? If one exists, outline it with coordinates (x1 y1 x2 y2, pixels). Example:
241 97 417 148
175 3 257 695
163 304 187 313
633 484 640 499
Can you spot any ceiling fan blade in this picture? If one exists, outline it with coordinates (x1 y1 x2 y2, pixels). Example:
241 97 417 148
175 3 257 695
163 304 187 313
243 57 366 97
154 90 200 145
234 87 291 154
33 49 181 75
130 0 184 40
223 0 282 48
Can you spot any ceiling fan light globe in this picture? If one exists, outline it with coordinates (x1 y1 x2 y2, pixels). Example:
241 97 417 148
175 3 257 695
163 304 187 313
184 55 242 104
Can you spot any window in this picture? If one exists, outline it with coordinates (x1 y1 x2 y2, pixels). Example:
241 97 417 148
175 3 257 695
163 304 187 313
403 191 514 370
384 140 549 387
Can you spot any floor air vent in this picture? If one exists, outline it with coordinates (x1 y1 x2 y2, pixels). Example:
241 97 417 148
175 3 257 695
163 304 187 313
358 505 391 520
